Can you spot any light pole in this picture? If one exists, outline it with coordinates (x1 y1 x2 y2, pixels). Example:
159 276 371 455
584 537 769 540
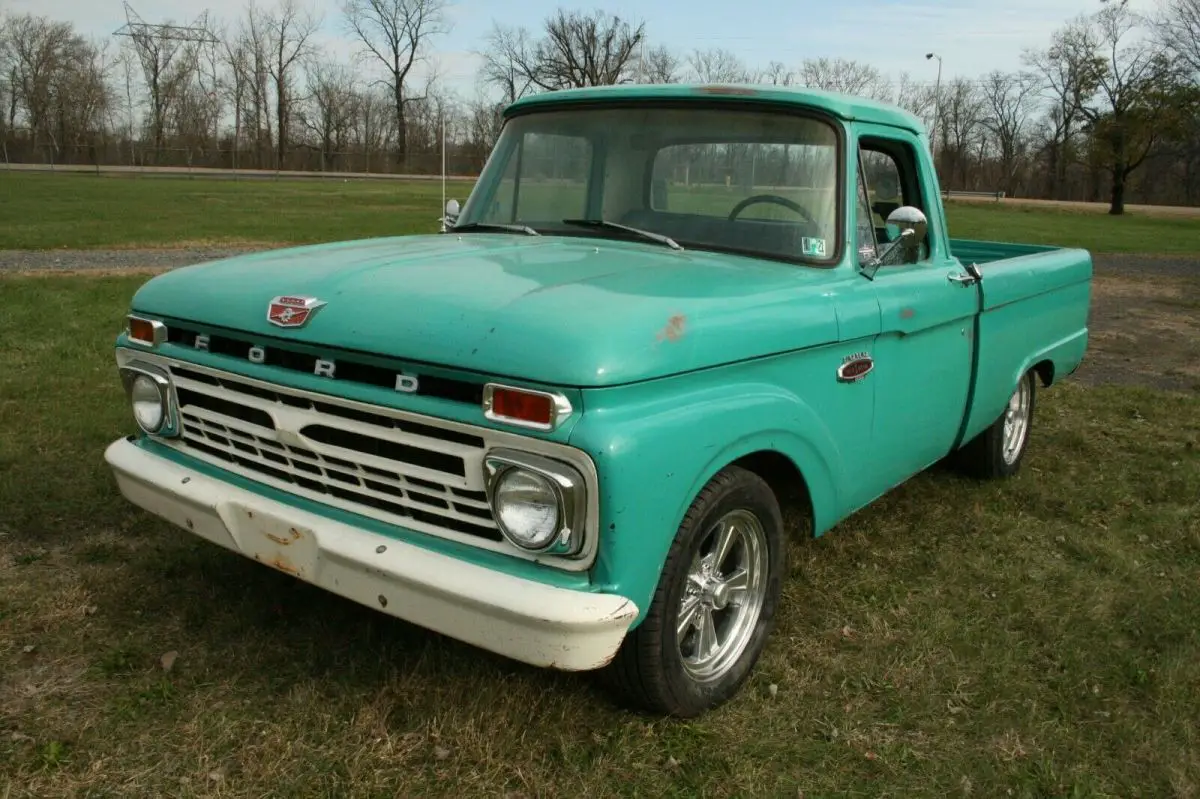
925 52 943 167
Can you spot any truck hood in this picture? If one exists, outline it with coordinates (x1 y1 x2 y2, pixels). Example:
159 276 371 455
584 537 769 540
132 234 852 387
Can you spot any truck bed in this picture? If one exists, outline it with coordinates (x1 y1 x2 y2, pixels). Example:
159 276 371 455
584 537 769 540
949 238 1059 265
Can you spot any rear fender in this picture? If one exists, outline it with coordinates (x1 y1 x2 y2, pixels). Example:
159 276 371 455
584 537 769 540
960 250 1092 444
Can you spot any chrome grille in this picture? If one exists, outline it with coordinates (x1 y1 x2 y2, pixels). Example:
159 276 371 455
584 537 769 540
165 364 502 544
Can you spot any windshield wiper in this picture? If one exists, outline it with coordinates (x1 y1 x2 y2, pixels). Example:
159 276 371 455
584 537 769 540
561 218 683 251
452 221 540 236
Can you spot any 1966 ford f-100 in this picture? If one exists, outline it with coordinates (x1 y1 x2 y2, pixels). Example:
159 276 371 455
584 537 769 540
104 84 1091 717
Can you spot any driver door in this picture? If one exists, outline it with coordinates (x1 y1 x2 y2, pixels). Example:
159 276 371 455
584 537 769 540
855 127 982 490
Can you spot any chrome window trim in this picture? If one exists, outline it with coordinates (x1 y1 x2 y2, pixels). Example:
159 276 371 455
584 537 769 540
482 382 574 431
127 316 167 348
114 348 600 572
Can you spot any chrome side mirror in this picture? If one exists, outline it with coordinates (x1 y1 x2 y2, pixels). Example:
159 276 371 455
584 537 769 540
440 198 461 232
885 206 928 257
863 206 928 278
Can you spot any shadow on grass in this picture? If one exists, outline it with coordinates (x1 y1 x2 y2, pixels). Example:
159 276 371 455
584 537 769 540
92 531 605 708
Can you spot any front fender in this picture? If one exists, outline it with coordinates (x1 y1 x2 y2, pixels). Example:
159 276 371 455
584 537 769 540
569 376 847 627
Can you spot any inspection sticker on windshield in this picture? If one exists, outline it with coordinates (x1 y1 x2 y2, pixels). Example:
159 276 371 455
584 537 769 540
802 237 828 258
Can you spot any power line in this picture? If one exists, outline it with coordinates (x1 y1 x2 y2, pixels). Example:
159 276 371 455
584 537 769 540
112 2 218 46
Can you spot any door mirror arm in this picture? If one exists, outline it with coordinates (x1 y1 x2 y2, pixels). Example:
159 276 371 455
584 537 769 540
861 206 928 280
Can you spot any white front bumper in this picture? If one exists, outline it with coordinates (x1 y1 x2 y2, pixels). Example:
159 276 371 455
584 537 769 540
104 437 637 671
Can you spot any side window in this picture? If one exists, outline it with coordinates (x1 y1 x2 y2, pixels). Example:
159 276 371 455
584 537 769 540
860 149 907 236
858 138 928 261
855 162 877 263
491 132 592 223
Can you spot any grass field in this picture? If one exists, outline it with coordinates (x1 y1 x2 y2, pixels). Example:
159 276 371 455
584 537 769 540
6 172 1200 255
2 274 1199 796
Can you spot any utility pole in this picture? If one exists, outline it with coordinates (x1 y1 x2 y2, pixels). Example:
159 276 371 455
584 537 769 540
925 52 943 169
115 3 218 165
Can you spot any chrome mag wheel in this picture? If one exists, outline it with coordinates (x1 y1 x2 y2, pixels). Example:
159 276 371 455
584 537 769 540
1002 376 1033 465
676 508 769 683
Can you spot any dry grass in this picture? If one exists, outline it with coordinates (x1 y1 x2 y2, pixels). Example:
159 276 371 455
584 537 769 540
1081 274 1200 392
1 274 1198 797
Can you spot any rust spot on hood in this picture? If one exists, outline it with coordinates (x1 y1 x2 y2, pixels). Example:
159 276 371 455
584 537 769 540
657 314 687 343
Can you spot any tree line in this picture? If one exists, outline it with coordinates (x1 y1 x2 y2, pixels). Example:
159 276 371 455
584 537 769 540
2 0 1199 213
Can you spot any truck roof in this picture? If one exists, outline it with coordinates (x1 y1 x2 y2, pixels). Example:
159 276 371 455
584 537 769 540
503 83 925 134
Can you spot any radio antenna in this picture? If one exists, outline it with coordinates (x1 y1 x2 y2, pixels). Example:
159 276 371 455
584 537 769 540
439 111 447 233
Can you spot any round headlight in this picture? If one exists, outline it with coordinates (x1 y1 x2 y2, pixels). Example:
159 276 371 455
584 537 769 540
130 374 166 432
493 468 561 550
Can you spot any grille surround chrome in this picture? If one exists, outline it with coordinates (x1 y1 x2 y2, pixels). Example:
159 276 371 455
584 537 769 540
115 348 599 571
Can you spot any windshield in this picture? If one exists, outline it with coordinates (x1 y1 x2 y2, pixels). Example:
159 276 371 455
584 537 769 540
457 104 842 265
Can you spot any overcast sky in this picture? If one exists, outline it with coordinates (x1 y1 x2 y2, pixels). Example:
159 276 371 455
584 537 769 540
7 0 1161 95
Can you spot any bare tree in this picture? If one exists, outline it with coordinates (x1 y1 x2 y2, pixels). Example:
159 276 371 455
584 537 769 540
536 9 645 88
1154 0 1200 76
217 22 250 168
238 6 274 167
799 57 890 99
893 71 938 131
1022 22 1103 198
0 17 11 138
641 45 681 84
687 48 751 83
480 10 644 97
5 14 76 150
479 23 538 102
461 88 504 168
300 58 359 169
264 0 319 168
1 14 116 164
117 16 205 159
1072 0 1176 214
59 37 115 158
761 60 795 86
979 70 1039 195
939 78 986 188
349 85 393 171
342 0 447 168
1152 0 1200 202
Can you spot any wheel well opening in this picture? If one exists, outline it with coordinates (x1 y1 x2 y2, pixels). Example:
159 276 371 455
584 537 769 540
1033 360 1055 387
732 451 814 538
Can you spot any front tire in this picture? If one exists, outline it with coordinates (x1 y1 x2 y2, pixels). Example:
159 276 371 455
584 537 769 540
601 466 786 718
954 369 1037 479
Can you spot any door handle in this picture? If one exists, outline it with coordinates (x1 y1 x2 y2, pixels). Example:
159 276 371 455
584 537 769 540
948 263 983 287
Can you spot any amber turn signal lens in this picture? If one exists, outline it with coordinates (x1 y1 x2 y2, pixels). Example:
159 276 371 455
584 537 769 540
491 387 554 426
127 316 162 345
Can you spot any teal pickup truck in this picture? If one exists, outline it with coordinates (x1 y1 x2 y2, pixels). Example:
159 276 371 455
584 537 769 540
105 84 1091 718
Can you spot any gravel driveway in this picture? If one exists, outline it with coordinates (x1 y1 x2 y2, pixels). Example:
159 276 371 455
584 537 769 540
0 247 262 272
2 247 1196 393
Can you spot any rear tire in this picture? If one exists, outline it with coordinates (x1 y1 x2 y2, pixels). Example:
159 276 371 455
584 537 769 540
600 466 786 718
953 369 1037 479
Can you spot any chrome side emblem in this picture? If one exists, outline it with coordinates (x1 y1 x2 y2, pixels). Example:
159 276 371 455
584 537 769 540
267 295 326 328
837 352 874 383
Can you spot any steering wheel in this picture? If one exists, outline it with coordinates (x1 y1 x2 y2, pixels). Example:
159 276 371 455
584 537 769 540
727 194 819 227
